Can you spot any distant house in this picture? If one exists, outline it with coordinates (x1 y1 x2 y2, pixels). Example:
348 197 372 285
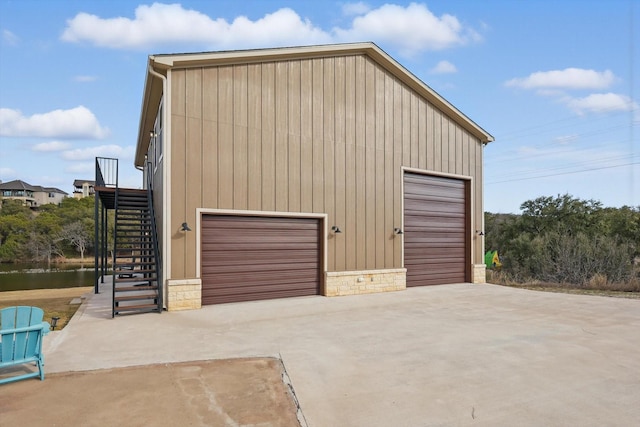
127 42 494 311
0 179 67 207
73 179 95 199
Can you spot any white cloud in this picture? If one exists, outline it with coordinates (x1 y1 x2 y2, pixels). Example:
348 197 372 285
505 68 616 90
0 167 16 177
0 106 109 139
333 3 480 55
65 162 94 174
2 29 19 45
32 141 72 152
430 60 457 74
74 75 98 82
342 2 370 16
61 4 330 50
61 3 480 56
564 93 639 115
62 144 134 161
554 134 579 145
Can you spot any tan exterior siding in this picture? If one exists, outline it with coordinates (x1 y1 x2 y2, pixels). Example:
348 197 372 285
168 54 484 280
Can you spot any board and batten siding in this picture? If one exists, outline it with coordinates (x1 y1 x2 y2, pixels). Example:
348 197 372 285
168 54 483 280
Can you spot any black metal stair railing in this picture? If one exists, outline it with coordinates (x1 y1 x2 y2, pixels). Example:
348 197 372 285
94 157 118 295
94 156 162 316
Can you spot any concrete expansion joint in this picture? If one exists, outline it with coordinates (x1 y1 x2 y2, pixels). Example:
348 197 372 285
278 353 308 427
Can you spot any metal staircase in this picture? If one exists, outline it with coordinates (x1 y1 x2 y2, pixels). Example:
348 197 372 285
112 188 161 316
94 157 162 317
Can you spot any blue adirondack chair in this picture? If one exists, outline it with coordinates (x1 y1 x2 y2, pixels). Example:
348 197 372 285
0 306 51 385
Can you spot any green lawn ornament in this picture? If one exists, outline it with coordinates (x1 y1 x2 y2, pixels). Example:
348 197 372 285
485 250 502 270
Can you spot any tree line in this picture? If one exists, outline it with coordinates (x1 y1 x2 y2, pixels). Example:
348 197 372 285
0 197 99 264
485 194 640 290
2 193 639 290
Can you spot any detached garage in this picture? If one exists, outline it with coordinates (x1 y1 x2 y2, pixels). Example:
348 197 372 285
134 42 493 311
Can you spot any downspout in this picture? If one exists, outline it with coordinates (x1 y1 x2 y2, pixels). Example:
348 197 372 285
142 62 169 308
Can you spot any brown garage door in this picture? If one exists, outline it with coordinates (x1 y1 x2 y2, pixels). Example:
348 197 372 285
201 215 321 305
404 173 469 286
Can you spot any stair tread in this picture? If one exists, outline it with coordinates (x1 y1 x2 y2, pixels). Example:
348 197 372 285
115 277 157 283
115 294 158 302
116 261 155 267
114 285 158 292
115 269 156 274
114 305 160 313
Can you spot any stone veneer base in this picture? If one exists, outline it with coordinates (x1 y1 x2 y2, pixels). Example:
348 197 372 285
325 269 407 296
166 279 202 311
473 264 486 284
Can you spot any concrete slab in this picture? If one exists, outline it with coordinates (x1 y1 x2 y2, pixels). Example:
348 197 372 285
1 358 301 427
4 281 640 426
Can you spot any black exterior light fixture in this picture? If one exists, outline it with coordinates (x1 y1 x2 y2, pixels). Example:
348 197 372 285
331 226 342 234
51 316 60 330
476 230 485 236
394 228 404 235
181 222 192 232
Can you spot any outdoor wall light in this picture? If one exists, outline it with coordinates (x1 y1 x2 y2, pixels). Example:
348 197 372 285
331 226 342 234
476 230 485 236
394 228 404 235
51 316 60 330
181 222 192 232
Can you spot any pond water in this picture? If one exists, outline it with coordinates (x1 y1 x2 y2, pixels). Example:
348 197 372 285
0 263 97 292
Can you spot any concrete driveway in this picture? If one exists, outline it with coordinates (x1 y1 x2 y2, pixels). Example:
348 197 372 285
12 283 640 426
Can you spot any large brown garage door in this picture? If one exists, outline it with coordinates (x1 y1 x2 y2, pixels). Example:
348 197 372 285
201 215 321 305
404 173 469 286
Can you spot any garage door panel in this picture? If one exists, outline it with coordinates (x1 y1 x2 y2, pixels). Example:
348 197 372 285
405 203 465 213
202 261 319 275
404 173 469 287
201 215 321 305
405 235 465 244
404 192 465 206
205 287 319 305
204 237 318 251
405 175 464 191
406 272 466 286
202 253 318 266
201 251 318 266
202 272 319 290
202 216 319 230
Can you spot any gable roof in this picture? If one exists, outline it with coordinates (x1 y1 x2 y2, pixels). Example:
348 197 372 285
136 42 493 166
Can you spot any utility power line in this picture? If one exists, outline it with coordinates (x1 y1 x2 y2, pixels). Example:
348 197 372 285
487 160 639 184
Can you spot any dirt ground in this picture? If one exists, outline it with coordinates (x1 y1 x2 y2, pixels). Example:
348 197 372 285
0 287 92 302
0 358 302 427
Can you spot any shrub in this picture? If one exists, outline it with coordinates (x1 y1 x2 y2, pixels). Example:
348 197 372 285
500 232 634 287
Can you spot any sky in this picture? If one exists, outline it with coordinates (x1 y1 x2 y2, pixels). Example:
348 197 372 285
0 0 638 214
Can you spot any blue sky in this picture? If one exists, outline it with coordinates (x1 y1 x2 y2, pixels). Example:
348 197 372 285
0 0 638 213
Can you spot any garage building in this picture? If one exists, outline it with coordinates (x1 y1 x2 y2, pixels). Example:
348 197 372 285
133 42 494 310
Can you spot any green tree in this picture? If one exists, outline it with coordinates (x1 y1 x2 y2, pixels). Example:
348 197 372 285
0 200 32 261
486 195 638 287
519 193 602 236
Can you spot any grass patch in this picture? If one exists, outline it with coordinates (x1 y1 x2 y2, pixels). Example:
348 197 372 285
0 287 92 330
